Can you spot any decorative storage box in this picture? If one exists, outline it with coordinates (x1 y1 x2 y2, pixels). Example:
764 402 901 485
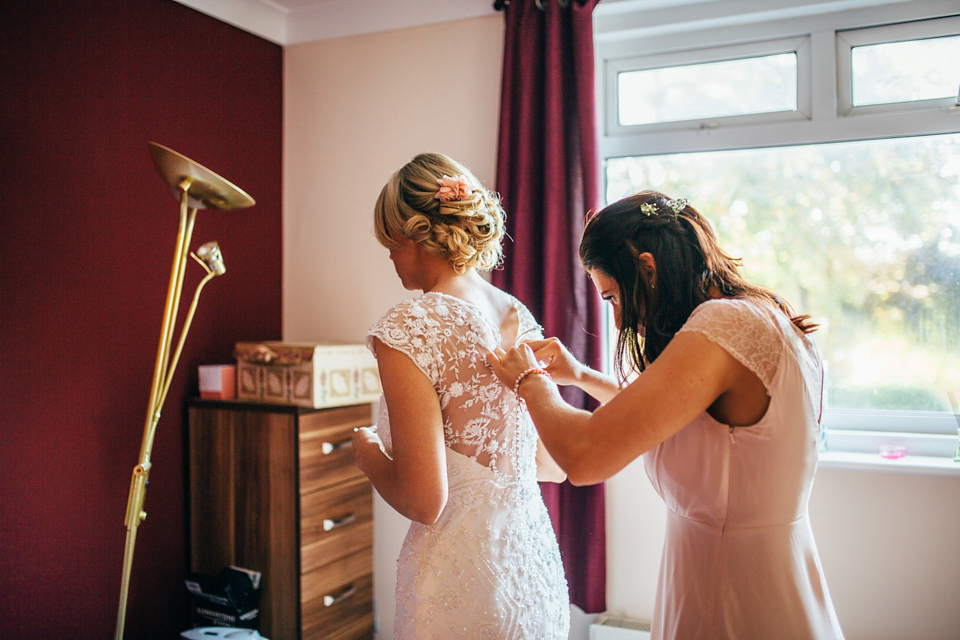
234 342 380 409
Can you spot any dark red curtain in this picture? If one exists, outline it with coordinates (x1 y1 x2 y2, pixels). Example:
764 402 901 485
493 0 606 613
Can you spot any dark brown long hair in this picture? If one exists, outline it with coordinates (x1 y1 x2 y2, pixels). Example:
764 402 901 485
579 191 817 381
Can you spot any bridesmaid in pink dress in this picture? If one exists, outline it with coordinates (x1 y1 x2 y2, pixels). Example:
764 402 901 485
487 191 845 639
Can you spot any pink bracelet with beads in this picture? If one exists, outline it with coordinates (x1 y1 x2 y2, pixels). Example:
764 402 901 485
512 367 552 396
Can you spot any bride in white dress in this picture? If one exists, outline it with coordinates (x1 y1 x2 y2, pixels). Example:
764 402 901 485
351 153 570 639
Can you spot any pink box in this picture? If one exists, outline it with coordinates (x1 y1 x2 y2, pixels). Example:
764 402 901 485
199 364 236 400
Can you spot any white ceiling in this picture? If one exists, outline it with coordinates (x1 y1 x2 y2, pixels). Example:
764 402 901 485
175 0 501 45
175 0 669 45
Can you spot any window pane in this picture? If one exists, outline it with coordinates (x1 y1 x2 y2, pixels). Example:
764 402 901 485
618 53 797 126
606 133 960 412
852 35 960 106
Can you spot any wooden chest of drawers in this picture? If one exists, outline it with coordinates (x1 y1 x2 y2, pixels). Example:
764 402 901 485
188 399 375 640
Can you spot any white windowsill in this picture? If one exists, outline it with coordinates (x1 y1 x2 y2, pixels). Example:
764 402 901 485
819 451 960 477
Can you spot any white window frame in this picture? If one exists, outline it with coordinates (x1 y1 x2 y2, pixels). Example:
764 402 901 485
837 15 960 117
595 0 960 473
606 36 810 136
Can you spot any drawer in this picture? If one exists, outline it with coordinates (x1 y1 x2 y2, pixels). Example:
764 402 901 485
299 405 373 494
300 476 373 574
301 548 373 640
307 613 374 640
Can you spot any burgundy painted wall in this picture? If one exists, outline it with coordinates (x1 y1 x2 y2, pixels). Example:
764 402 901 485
0 2 283 638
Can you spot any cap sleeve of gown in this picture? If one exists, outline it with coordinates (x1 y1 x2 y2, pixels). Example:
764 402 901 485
366 297 442 387
678 298 783 393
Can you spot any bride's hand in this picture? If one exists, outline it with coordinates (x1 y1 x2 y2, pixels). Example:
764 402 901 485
486 344 541 390
351 426 384 472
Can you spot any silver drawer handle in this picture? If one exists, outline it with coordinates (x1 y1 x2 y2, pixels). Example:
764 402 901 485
323 513 356 531
321 439 353 455
323 583 357 607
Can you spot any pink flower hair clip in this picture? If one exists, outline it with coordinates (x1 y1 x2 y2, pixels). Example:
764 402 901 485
435 174 474 203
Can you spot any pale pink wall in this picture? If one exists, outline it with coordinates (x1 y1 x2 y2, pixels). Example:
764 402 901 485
283 16 505 346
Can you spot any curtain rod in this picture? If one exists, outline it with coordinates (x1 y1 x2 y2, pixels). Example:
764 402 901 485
493 0 573 10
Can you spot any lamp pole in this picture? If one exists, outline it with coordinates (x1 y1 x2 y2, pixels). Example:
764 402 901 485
115 144 253 640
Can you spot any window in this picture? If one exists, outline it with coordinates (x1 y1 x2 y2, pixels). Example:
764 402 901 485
838 16 960 115
595 2 960 465
617 52 798 126
606 135 960 414
605 36 809 136
851 36 960 106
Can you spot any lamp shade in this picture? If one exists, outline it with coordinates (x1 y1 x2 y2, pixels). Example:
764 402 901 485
148 142 255 210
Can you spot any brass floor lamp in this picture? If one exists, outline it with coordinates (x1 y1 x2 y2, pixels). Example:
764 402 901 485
115 143 254 640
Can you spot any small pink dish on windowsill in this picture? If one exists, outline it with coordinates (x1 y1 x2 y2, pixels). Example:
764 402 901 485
878 444 907 460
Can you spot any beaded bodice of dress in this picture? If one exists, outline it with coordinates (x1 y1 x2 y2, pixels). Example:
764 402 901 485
368 291 544 484
367 291 570 640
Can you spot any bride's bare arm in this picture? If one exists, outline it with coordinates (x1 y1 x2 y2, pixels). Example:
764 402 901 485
352 339 447 524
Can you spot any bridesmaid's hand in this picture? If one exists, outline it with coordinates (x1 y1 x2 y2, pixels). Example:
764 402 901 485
486 344 540 391
522 337 584 386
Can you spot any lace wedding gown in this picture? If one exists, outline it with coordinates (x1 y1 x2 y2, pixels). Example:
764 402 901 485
644 298 844 639
367 292 570 640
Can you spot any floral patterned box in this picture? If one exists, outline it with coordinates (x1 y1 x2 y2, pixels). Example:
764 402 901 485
234 341 380 408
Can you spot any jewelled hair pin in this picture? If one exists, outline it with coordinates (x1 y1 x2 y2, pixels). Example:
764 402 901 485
666 198 689 215
640 198 689 218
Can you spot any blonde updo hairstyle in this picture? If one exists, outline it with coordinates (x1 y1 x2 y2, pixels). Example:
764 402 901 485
374 153 505 274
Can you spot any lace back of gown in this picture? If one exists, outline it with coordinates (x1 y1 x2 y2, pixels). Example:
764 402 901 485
367 292 569 639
